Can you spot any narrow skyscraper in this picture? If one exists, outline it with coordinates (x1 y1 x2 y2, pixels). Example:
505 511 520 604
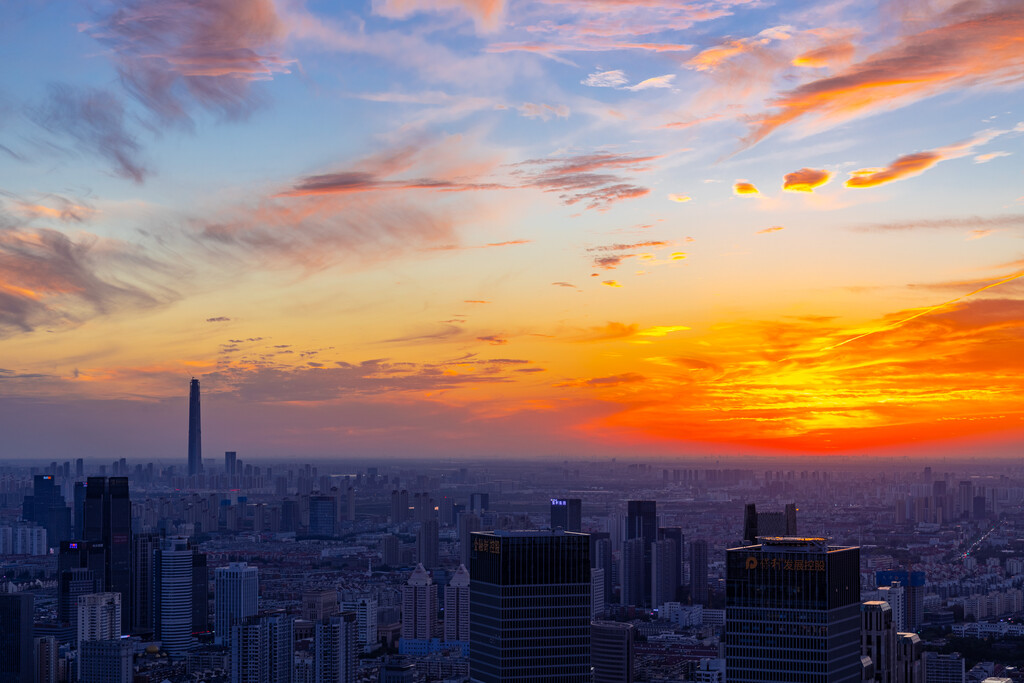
188 378 203 477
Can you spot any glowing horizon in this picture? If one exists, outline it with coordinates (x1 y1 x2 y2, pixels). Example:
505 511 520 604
2 0 1024 460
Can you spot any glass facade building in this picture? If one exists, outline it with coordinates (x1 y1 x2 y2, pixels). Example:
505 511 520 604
469 530 591 683
725 537 861 683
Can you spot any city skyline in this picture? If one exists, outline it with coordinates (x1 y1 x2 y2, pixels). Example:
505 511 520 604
2 0 1024 460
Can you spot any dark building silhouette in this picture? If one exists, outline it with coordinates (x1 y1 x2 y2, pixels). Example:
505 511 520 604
551 498 582 532
658 527 683 601
417 519 440 569
0 594 34 683
689 539 708 605
725 537 861 683
743 502 798 544
193 550 209 634
57 540 106 632
626 501 656 606
131 532 159 635
22 475 70 547
589 533 614 604
591 621 634 683
309 496 337 537
225 451 237 477
621 538 646 607
469 530 591 682
188 378 203 477
83 477 132 634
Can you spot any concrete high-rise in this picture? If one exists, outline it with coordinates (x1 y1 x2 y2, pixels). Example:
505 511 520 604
0 594 34 683
187 378 203 477
444 564 470 645
215 562 259 646
231 613 293 683
315 612 358 683
417 519 439 569
725 537 861 683
620 538 646 607
401 564 438 643
469 529 591 683
863 601 897 683
591 621 634 683
131 532 159 635
652 537 679 608
76 593 121 652
22 475 70 547
79 639 132 683
83 477 132 633
34 636 58 683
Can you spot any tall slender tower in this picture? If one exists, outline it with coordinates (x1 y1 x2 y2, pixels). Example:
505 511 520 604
188 378 203 477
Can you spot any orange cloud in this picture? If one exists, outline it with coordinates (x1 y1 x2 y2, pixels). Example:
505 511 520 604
845 152 940 188
668 193 692 203
733 181 760 195
783 167 831 192
792 40 855 68
757 226 785 234
372 0 505 31
747 4 1024 145
602 280 623 287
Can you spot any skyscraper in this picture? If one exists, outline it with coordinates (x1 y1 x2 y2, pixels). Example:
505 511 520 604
690 539 708 605
651 537 679 608
77 593 121 652
620 538 646 607
188 378 203 477
231 613 293 683
215 562 259 646
315 613 358 683
863 601 896 683
155 536 196 656
22 475 70 547
225 451 237 477
131 532 159 635
444 564 470 646
725 537 861 683
83 477 132 634
34 636 58 683
591 621 634 683
469 529 591 682
551 498 582 532
417 519 439 569
626 501 656 606
308 496 337 537
401 563 438 647
0 594 34 683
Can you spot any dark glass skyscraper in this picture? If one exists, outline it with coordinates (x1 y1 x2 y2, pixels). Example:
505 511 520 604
725 537 861 683
469 530 591 682
22 475 71 547
0 594 34 683
550 498 582 532
188 378 203 477
83 477 132 634
626 501 656 606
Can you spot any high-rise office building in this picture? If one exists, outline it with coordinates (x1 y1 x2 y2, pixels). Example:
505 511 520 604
188 378 203 477
658 527 683 600
591 621 634 683
876 571 926 631
22 475 70 547
391 490 409 524
79 639 132 683
77 593 121 651
626 501 656 606
896 632 923 683
551 498 582 532
58 565 102 635
131 532 159 635
215 562 259 646
725 537 861 683
690 539 708 605
863 601 896 683
340 598 377 649
225 451 237 477
469 529 591 682
620 538 646 607
444 564 470 645
315 612 358 683
879 581 907 632
155 536 196 655
401 564 438 643
459 512 482 567
83 477 132 633
309 496 337 537
0 594 34 683
34 636 58 683
652 537 679 608
592 567 606 619
417 519 439 569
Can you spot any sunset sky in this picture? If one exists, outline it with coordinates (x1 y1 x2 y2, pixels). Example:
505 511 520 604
2 0 1024 462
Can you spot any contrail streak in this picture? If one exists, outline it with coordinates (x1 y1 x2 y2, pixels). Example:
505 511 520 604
823 270 1024 351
